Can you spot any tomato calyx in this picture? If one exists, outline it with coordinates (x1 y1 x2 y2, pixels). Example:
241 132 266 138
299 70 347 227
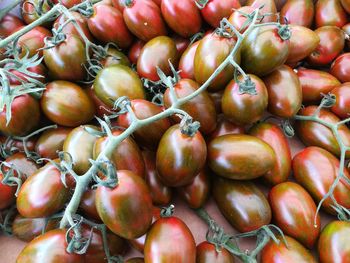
277 24 291 41
195 0 209 9
160 204 175 218
0 162 23 196
123 0 134 8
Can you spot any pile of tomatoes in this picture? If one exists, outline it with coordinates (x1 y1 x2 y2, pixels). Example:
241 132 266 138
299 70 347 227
1 0 350 262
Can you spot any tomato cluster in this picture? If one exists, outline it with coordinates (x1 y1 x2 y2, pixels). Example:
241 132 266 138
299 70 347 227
1 0 350 262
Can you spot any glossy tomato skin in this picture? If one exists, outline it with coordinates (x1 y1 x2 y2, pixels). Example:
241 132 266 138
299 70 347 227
307 26 345 66
96 170 153 239
0 94 40 136
63 125 98 175
178 41 199 80
222 74 268 125
201 0 241 28
16 229 84 263
296 106 350 158
318 221 350 263
161 0 202 37
41 81 95 127
213 177 271 232
228 6 257 32
0 173 16 210
35 127 71 159
6 152 38 179
86 85 112 118
269 182 321 248
297 68 341 103
100 47 131 67
261 235 317 263
286 25 320 64
128 40 144 64
263 65 302 118
142 151 172 205
293 146 350 214
156 124 207 187
207 115 245 141
18 26 51 58
43 35 87 81
331 83 350 119
94 64 145 107
330 53 350 83
93 130 145 178
177 169 210 209
172 35 190 56
315 0 348 28
117 99 171 150
80 189 101 222
247 0 277 22
88 4 132 48
280 0 314 27
196 241 235 263
241 25 289 76
0 14 24 38
137 36 178 81
209 134 276 180
123 0 167 42
163 79 217 135
194 33 239 91
17 162 70 218
250 122 291 185
144 216 196 263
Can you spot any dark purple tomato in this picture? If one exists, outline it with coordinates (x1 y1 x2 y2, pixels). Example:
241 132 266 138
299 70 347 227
331 83 350 119
269 182 321 248
330 53 350 83
156 124 207 187
178 41 199 80
207 115 245 141
128 40 144 64
41 81 95 127
280 0 315 27
144 216 196 262
213 177 272 232
208 134 276 180
80 188 101 222
172 35 190 56
201 0 241 28
95 170 153 239
196 241 235 263
315 0 348 28
222 74 268 125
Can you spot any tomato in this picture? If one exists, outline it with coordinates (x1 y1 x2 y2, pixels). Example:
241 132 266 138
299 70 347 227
161 0 202 37
208 134 276 180
21 0 51 26
156 124 207 187
331 83 350 119
247 0 278 22
128 40 144 64
286 25 320 64
263 65 302 118
261 235 317 263
330 53 350 83
178 41 199 80
341 0 350 13
318 221 350 263
0 136 36 154
80 188 101 221
88 5 132 49
85 85 112 118
172 35 190 56
100 47 131 67
228 6 257 32
35 127 72 160
8 63 47 85
142 151 172 205
41 81 95 127
296 68 341 103
163 79 217 135
296 106 350 158
6 152 38 179
52 0 82 8
126 258 144 263
196 241 235 263
53 11 93 42
213 177 271 232
63 125 98 175
194 33 239 91
96 170 153 239
123 0 167 42
209 90 224 114
43 35 87 81
293 146 350 214
200 0 241 28
144 216 196 263
307 26 345 66
177 169 210 209
241 25 289 76
93 64 145 107
0 14 24 38
18 26 51 58
315 0 348 28
0 172 16 210
249 122 291 185
17 162 70 218
16 229 84 263
269 182 320 248
137 36 178 81
112 0 125 11
280 0 314 27
222 74 268 125
117 99 171 150
12 215 58 242
0 94 40 136
208 115 245 141
93 130 145 178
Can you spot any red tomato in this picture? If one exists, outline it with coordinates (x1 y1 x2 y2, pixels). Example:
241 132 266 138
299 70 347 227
201 0 241 28
172 35 190 56
207 115 245 141
85 85 112 118
331 83 350 119
80 188 101 222
7 63 47 85
247 0 278 22
330 53 350 83
228 6 257 32
128 40 144 64
0 172 16 210
18 26 52 58
280 0 315 27
21 0 51 26
315 0 348 28
0 14 24 38
196 241 235 263
178 41 199 80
